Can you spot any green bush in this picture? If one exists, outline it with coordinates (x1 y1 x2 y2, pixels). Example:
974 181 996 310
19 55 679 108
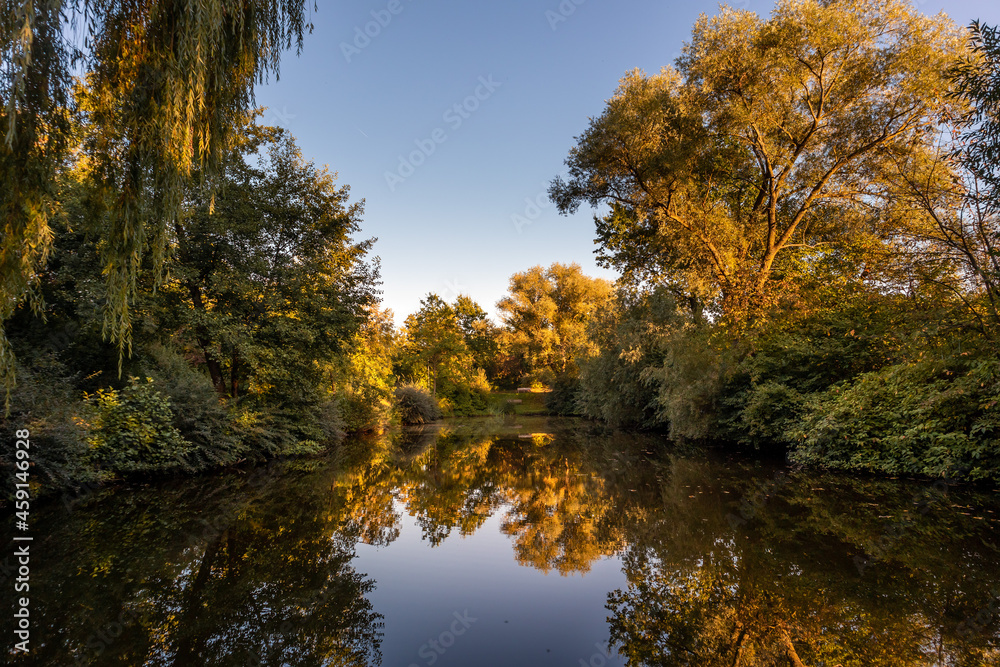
643 327 731 441
439 383 489 416
144 344 247 467
789 351 1000 482
577 288 682 428
546 376 581 415
717 294 914 448
0 355 98 499
85 377 193 474
394 384 442 425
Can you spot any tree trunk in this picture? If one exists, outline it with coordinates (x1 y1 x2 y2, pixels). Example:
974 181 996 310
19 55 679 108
175 529 226 662
187 283 228 396
230 351 239 399
779 627 807 667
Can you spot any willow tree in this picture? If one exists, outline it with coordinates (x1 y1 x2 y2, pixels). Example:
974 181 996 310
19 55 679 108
549 0 968 325
1 0 313 395
951 21 1000 194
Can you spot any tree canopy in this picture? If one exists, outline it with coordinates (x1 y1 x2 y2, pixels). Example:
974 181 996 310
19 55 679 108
550 0 968 323
1 0 314 395
497 263 613 385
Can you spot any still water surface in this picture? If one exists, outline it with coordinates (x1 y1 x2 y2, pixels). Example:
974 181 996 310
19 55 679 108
5 416 1000 666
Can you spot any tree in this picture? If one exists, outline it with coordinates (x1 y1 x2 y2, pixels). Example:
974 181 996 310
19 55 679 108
453 294 502 384
329 303 398 433
160 126 377 412
951 21 1000 194
1 0 314 395
550 0 968 324
497 263 612 385
397 294 480 398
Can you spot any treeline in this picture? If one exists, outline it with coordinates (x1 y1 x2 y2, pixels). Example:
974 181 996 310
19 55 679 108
0 99 613 497
394 2 1000 485
549 3 1000 484
390 263 613 418
0 119 390 495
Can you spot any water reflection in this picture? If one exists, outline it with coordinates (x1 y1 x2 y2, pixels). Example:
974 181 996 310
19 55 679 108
5 416 1000 665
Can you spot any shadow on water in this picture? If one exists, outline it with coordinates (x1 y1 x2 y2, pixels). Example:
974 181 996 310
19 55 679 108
4 416 1000 665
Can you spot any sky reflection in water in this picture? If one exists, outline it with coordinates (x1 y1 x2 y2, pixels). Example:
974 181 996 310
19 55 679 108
5 416 1000 666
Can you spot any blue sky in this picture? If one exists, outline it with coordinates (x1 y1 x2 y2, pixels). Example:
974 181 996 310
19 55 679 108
255 0 1000 323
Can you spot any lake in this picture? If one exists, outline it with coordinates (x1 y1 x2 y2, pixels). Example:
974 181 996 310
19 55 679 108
5 415 1000 666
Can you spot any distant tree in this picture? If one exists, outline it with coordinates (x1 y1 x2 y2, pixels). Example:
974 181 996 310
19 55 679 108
550 0 968 325
497 263 612 385
453 294 502 383
329 304 399 433
397 294 478 397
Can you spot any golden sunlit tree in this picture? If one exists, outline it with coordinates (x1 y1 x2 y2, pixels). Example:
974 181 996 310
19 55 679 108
550 0 969 326
497 262 612 386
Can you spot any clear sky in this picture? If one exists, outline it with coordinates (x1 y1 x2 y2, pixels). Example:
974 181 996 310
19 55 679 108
255 0 1000 324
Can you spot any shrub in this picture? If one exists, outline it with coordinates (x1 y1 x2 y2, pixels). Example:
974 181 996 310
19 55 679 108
144 344 247 468
643 327 730 441
789 351 1000 482
546 375 581 415
395 384 442 425
0 355 98 499
85 377 193 474
577 288 681 428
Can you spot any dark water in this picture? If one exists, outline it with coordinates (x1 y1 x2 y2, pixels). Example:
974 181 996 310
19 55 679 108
4 416 1000 666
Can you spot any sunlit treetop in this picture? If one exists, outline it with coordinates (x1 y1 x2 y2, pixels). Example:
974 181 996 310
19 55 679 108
550 0 970 324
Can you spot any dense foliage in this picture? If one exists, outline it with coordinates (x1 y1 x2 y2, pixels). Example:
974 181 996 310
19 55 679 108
0 122 382 497
1 0 314 396
546 1 1000 483
4 0 1000 496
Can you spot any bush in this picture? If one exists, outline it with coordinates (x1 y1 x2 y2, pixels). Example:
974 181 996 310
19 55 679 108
643 327 730 441
144 344 247 468
716 293 914 448
395 384 442 425
789 351 1000 482
577 288 681 428
0 355 98 499
546 376 581 415
85 377 193 474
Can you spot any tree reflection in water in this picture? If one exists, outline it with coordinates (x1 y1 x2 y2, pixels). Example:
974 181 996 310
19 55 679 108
5 416 999 666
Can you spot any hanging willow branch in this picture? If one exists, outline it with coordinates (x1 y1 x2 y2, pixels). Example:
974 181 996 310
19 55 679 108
1 0 313 399
950 21 1000 197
